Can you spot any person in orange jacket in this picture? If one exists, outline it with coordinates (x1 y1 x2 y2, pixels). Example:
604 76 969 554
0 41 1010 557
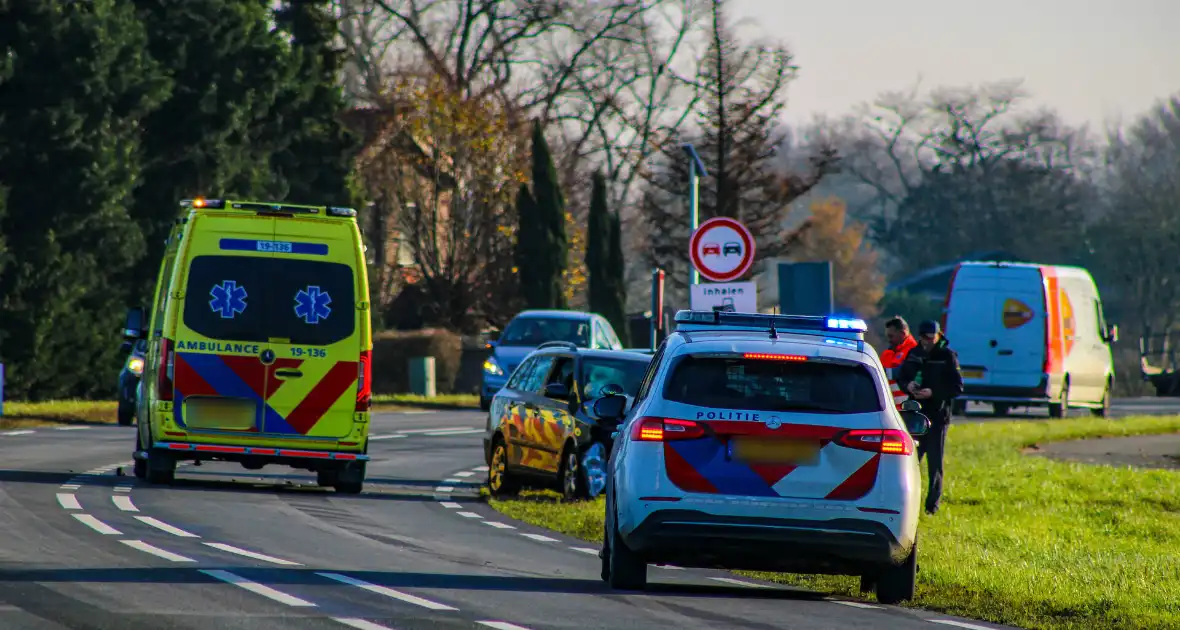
880 316 918 409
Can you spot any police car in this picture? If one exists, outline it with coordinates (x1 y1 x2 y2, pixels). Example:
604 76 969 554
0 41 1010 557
593 310 932 604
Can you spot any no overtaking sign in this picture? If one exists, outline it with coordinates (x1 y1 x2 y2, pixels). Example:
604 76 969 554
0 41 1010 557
689 217 756 282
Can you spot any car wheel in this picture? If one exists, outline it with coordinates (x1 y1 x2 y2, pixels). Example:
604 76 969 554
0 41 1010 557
558 445 582 500
607 511 647 590
335 461 365 494
117 401 135 426
1091 382 1111 417
875 538 917 604
488 438 519 497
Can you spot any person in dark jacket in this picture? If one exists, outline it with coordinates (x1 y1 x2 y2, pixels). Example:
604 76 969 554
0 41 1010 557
896 320 963 515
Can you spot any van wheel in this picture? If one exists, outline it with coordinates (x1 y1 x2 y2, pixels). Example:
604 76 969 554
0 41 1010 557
1091 383 1111 417
993 403 1009 417
875 538 917 604
1048 383 1069 418
488 437 520 497
133 433 147 480
335 462 365 494
145 449 176 485
317 469 340 487
558 444 583 500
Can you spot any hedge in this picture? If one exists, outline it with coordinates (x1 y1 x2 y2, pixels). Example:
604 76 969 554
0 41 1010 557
372 328 463 394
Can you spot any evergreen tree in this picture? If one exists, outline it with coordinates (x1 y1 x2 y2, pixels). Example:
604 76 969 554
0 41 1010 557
0 0 169 399
516 121 568 309
586 170 627 342
129 0 294 297
271 0 359 205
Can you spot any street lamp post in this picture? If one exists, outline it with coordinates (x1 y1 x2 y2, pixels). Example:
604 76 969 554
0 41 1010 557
681 144 708 290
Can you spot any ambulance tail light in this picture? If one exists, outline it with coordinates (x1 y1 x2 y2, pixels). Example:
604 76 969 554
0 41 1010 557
356 350 372 411
159 338 175 401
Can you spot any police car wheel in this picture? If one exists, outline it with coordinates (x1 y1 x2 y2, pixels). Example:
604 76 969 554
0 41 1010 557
875 538 917 604
488 438 519 497
607 516 646 590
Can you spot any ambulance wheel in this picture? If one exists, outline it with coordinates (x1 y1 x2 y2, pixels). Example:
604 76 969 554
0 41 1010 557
133 434 147 480
145 449 176 485
317 469 339 487
335 461 365 494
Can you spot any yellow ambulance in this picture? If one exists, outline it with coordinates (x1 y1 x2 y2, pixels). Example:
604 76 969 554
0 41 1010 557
122 198 373 493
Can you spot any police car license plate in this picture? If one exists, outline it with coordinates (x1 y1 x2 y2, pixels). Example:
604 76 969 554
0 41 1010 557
730 438 820 465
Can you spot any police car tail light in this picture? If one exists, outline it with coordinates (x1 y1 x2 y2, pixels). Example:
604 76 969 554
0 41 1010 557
158 338 175 401
356 350 372 412
631 417 705 442
835 429 912 456
743 352 807 361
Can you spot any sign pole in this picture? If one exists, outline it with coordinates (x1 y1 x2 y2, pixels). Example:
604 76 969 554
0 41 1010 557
650 268 665 352
681 144 707 290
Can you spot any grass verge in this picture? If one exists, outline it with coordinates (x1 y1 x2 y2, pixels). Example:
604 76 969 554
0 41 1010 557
372 393 479 411
1 400 119 429
489 415 1180 630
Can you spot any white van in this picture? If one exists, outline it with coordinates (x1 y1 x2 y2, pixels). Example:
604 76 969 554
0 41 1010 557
943 261 1118 417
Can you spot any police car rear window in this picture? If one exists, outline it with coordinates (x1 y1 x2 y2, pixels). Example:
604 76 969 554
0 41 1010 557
663 356 882 414
184 255 355 346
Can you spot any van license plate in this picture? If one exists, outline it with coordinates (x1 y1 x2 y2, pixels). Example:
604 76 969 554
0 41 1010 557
730 438 820 465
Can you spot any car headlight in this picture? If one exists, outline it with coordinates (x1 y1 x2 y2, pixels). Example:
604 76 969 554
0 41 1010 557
127 357 144 376
483 358 503 376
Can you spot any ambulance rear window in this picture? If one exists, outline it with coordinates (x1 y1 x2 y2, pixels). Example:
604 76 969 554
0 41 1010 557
184 255 356 346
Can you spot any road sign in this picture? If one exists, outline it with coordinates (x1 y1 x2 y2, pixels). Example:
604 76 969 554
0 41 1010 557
690 281 757 313
689 217 755 283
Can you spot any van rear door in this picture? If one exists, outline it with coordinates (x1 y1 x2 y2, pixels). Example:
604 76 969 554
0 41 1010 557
947 266 1047 391
260 221 361 439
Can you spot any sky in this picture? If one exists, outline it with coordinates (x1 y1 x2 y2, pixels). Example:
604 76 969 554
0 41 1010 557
730 0 1180 131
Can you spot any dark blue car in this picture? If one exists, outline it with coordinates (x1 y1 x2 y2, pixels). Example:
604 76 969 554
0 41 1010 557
117 338 146 426
481 310 624 410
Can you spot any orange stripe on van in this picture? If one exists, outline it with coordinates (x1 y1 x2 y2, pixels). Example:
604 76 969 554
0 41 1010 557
1041 266 1063 374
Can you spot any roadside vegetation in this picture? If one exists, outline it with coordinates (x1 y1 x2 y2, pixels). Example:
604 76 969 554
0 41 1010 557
488 415 1180 630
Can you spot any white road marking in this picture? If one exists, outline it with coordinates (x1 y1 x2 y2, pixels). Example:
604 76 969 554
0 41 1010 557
316 572 457 610
121 539 195 562
114 486 133 493
830 600 882 609
709 577 770 588
72 514 121 535
203 542 301 565
442 478 463 484
200 569 316 607
398 426 468 434
398 411 436 415
457 512 482 519
56 494 82 510
112 496 139 512
368 434 405 441
473 465 489 472
56 426 91 431
929 621 999 630
1 430 35 436
520 533 558 542
453 471 475 477
433 486 454 493
477 622 534 630
570 547 598 555
60 484 80 490
483 521 515 529
654 564 684 570
423 428 483 436
439 501 462 509
134 516 199 538
333 619 397 630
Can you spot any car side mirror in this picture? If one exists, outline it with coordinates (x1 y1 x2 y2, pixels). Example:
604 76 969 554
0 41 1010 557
593 394 627 422
544 382 570 400
123 306 146 339
899 399 921 413
901 410 930 437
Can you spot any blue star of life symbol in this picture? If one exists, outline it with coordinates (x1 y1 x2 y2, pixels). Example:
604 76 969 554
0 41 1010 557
294 285 332 324
209 280 248 319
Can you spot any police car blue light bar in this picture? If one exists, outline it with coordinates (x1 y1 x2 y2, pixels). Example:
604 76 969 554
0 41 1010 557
673 310 867 339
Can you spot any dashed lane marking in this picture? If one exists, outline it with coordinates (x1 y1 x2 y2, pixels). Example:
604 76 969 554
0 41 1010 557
570 547 597 555
477 622 534 630
483 522 515 530
56 494 82 510
333 619 396 630
200 569 316 607
520 533 558 542
56 426 91 431
473 465 489 472
1 430 35 436
72 514 122 535
709 577 770 588
442 478 463 484
114 486 133 493
368 435 406 441
423 428 483 436
112 496 139 512
316 572 458 611
134 516 199 538
830 600 882 609
457 512 482 519
929 621 999 630
434 486 454 493
121 540 195 562
203 542 302 566
439 501 462 509
453 471 475 478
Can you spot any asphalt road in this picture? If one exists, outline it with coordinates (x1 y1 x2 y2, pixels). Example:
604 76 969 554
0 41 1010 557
959 395 1180 421
14 400 1174 629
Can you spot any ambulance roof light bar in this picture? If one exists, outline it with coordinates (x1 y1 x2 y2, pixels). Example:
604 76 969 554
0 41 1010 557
673 309 867 340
